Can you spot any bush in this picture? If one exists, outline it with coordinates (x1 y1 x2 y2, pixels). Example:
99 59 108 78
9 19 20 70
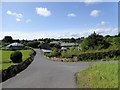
27 41 40 48
10 51 22 63
61 51 73 58
46 48 61 57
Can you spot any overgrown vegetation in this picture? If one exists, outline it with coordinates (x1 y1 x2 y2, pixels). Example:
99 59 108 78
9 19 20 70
80 32 110 51
46 48 61 57
76 62 118 88
46 32 120 61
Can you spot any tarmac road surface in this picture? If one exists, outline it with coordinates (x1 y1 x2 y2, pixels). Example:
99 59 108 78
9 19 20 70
2 49 117 88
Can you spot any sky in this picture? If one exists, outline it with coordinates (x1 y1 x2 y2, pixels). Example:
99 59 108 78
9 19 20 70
1 1 118 40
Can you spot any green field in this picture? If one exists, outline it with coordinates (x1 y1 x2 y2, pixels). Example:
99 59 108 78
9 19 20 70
76 62 118 88
0 50 33 70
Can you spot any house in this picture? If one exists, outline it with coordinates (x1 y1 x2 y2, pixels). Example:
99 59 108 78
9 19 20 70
6 42 24 50
50 41 61 45
50 41 79 47
60 42 79 47
40 43 52 53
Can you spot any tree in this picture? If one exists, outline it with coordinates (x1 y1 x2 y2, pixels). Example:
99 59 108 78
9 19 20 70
43 38 51 43
80 32 110 51
27 41 40 48
70 38 76 43
2 36 13 43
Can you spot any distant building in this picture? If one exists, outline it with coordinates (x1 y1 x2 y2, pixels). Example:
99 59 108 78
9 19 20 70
60 42 79 47
50 41 79 47
41 43 52 53
6 42 24 50
50 41 61 45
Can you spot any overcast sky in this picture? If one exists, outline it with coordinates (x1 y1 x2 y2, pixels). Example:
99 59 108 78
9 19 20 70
1 1 118 40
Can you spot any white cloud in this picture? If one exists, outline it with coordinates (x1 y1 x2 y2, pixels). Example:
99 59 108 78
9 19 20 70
26 19 31 23
36 7 51 17
7 11 12 15
67 13 76 17
101 21 106 25
89 27 118 36
1 27 118 40
16 14 23 18
97 21 109 26
84 0 103 4
6 10 23 21
16 18 21 21
90 10 101 17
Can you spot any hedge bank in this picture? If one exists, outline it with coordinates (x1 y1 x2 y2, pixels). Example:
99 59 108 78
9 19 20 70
47 49 120 62
77 49 120 61
0 50 36 82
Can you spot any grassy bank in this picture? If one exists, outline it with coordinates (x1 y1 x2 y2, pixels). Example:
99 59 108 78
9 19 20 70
0 50 33 70
76 62 118 88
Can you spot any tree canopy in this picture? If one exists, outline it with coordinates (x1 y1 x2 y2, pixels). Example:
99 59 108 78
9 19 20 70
2 36 13 43
80 32 110 51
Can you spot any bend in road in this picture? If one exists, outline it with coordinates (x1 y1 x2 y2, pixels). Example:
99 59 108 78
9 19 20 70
2 49 117 88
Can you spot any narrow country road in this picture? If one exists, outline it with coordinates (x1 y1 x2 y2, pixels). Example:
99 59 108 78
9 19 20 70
2 49 116 88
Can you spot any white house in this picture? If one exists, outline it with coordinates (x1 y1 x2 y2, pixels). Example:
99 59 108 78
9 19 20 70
6 42 24 50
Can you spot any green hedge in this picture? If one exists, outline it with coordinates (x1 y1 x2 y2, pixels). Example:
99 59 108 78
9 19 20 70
77 49 120 61
46 49 120 61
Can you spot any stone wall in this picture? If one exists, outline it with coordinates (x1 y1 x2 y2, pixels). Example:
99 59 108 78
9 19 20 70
0 50 36 82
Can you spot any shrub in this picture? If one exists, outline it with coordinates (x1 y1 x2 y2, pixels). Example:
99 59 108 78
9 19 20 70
46 48 61 57
27 41 40 48
10 51 22 63
61 51 73 58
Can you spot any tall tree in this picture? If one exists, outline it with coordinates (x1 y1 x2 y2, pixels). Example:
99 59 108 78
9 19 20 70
80 32 110 51
2 36 13 43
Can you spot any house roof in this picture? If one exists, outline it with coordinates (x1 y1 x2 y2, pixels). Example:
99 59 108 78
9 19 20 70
50 41 61 44
6 42 23 48
60 43 79 47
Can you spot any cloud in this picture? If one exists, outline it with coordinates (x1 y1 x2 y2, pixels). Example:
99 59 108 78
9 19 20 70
1 27 118 40
7 11 12 15
16 14 23 18
7 10 23 21
26 19 31 23
97 21 109 26
90 10 101 17
67 13 76 17
100 21 106 25
58 27 118 38
16 18 21 21
89 27 118 36
84 0 103 4
36 7 51 17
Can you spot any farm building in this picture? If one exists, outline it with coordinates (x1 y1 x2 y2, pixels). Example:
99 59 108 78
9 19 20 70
6 42 24 50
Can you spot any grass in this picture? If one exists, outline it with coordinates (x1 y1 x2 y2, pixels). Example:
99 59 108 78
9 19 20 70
0 50 33 70
76 62 118 88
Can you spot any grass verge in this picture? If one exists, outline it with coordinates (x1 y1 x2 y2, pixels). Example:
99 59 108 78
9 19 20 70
76 62 118 88
0 50 33 70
